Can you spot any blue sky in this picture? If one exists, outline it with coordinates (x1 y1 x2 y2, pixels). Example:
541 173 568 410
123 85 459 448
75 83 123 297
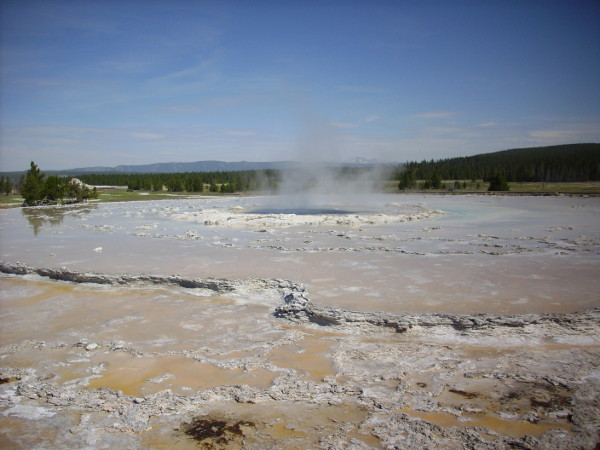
1 0 599 171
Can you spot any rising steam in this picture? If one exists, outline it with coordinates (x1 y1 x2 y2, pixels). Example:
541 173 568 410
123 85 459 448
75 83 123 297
261 113 392 212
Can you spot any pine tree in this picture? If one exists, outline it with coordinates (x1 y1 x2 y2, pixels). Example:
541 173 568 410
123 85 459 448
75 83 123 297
430 170 442 189
0 177 12 195
398 169 417 190
20 162 46 205
488 173 510 191
43 175 65 202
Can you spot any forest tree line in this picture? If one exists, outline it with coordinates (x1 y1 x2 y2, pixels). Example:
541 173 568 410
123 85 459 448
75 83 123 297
77 169 281 193
395 143 600 189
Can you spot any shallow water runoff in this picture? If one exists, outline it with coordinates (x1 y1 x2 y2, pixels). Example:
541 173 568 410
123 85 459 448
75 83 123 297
1 194 599 448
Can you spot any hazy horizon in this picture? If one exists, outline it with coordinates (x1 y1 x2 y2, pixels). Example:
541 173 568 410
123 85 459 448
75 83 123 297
1 1 599 171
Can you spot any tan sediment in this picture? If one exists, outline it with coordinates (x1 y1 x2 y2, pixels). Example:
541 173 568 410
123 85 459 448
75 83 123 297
85 354 276 397
399 408 571 439
267 331 338 382
1 259 599 448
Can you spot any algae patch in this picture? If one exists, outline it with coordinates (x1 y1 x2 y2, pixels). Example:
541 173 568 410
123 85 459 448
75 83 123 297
182 417 255 447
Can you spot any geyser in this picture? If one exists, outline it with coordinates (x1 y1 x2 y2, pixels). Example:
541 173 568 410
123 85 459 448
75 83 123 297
258 162 391 215
258 109 392 214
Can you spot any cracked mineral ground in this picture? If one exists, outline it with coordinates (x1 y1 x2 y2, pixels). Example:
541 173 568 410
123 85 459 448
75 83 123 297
1 194 599 449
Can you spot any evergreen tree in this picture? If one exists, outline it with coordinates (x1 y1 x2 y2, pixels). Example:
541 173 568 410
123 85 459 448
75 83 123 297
398 169 417 190
20 162 46 205
193 176 204 192
222 182 237 193
488 172 510 191
430 170 442 189
43 176 65 202
184 175 195 192
166 175 184 192
0 177 13 195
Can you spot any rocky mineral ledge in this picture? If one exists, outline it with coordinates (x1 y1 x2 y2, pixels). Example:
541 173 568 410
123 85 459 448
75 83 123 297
0 260 302 294
1 261 599 449
276 289 600 341
2 260 598 339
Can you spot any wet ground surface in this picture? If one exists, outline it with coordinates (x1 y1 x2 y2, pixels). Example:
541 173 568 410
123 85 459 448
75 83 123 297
1 194 599 448
2 194 599 314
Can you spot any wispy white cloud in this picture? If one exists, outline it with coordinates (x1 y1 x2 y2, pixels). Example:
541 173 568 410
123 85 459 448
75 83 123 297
364 115 378 123
412 111 458 119
100 57 161 76
528 122 600 143
422 126 465 135
144 62 221 96
129 132 165 140
224 130 257 137
330 121 357 129
477 121 496 127
157 64 214 81
529 130 569 139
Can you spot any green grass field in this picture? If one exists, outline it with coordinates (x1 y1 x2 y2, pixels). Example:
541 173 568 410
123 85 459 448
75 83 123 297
389 180 600 194
503 181 600 193
0 195 23 208
0 189 233 208
96 190 192 202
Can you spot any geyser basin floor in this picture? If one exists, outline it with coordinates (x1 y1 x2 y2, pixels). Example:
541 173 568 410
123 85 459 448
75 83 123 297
1 194 598 314
1 194 599 448
1 272 598 448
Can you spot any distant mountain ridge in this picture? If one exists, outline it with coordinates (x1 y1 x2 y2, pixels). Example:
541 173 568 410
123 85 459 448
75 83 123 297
66 160 296 174
61 158 382 174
